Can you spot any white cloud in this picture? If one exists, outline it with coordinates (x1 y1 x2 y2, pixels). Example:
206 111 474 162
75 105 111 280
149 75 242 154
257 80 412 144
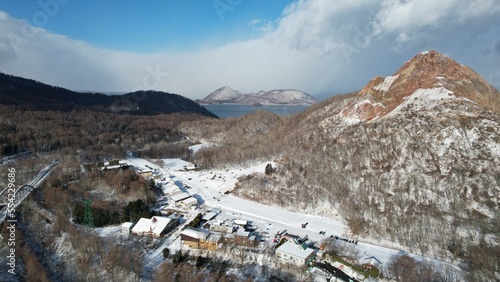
249 19 274 34
373 0 500 36
0 1 499 100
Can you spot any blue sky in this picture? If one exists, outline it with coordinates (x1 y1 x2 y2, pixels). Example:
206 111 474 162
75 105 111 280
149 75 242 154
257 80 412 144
0 0 293 52
0 0 499 99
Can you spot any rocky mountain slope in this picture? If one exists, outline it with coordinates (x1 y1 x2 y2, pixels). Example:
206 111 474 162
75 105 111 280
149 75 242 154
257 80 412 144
198 86 318 106
186 50 500 280
0 72 217 117
332 50 500 124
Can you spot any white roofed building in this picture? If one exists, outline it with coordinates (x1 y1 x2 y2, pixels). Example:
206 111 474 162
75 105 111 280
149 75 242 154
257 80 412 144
121 222 133 234
234 219 247 226
163 184 182 196
131 216 179 237
202 211 218 221
209 220 235 234
179 197 198 209
276 241 316 266
171 192 191 203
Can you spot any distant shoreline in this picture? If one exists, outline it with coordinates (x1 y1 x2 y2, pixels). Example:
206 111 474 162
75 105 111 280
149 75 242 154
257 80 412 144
198 102 315 107
204 104 310 118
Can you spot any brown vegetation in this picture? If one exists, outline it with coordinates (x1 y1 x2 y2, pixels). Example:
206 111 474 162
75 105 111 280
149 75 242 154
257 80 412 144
0 105 211 159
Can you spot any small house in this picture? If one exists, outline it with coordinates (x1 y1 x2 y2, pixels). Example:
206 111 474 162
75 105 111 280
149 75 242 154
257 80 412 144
234 219 248 227
137 169 152 178
362 256 382 270
163 184 182 196
179 197 198 209
121 222 133 234
234 229 258 247
180 228 222 251
210 221 235 234
202 211 218 221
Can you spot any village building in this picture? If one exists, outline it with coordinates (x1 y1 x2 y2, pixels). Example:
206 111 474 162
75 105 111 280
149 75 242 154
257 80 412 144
178 197 197 209
202 211 219 221
131 216 179 237
101 161 128 171
209 220 235 234
233 219 248 227
180 228 222 251
170 192 191 203
275 241 316 266
163 184 182 197
234 229 258 247
121 222 133 234
137 169 152 178
361 256 382 270
222 228 258 247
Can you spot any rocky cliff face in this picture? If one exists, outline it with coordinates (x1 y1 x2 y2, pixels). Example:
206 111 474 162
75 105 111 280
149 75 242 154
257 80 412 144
336 50 500 123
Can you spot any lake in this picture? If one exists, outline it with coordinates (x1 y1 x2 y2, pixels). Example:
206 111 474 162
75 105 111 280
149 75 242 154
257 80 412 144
204 104 310 118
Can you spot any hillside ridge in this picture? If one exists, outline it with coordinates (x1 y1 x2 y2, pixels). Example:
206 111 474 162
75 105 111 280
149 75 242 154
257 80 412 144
0 72 218 118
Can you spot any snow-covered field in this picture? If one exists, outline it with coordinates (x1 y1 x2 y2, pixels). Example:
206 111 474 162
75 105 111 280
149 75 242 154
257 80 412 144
123 156 462 278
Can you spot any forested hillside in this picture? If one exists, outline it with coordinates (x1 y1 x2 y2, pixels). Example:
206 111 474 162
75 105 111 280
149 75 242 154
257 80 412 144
0 72 218 158
0 106 212 159
0 72 217 117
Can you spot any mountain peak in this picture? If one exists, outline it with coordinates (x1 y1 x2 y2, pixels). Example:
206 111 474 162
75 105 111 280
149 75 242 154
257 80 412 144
349 50 500 121
204 86 243 102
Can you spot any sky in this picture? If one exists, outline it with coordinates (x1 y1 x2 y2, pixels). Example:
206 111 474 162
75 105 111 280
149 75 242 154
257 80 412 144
0 0 499 100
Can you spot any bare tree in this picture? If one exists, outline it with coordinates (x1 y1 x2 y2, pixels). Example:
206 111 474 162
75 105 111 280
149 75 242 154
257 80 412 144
387 255 418 282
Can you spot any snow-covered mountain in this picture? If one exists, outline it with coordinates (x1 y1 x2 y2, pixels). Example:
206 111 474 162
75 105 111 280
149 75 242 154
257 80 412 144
326 50 500 124
198 87 318 106
259 89 319 105
185 50 500 279
199 86 243 104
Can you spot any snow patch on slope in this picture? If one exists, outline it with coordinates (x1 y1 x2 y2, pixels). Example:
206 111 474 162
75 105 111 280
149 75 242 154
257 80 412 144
374 74 399 92
385 87 471 118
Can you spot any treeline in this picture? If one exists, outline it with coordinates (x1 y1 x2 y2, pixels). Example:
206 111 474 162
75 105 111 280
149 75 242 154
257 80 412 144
73 199 152 227
0 105 211 159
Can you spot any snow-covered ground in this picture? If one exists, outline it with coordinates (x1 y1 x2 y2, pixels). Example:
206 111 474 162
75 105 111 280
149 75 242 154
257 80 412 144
124 156 462 279
188 141 216 154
